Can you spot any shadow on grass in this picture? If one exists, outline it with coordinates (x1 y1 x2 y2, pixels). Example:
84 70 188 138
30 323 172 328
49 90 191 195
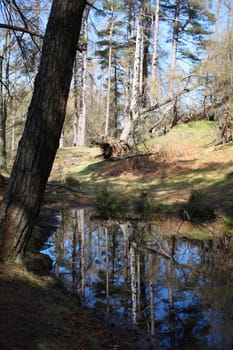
76 159 109 181
143 168 233 221
75 158 233 222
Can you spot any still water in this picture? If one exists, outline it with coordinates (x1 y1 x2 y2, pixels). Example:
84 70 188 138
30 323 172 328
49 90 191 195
42 208 233 349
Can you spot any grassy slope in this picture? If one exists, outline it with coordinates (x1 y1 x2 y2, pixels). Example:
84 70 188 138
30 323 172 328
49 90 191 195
50 120 233 220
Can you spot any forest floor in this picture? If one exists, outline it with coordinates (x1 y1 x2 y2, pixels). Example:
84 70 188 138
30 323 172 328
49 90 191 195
1 120 233 349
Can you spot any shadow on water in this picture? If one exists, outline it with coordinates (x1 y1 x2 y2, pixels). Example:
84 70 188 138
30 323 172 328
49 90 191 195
42 207 233 350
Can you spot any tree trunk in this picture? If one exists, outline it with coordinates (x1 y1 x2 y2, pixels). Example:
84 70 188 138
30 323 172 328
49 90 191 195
0 0 87 262
150 0 160 103
105 7 114 137
0 55 7 172
120 23 141 142
168 0 180 96
77 6 89 146
72 55 79 146
121 2 133 141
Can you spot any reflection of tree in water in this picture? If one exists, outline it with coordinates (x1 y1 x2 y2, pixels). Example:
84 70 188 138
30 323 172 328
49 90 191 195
45 209 233 350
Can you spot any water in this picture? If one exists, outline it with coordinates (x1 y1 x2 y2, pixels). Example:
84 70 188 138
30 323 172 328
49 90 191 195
42 208 233 349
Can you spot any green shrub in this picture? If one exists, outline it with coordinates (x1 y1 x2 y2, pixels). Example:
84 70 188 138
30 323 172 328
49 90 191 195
97 183 122 216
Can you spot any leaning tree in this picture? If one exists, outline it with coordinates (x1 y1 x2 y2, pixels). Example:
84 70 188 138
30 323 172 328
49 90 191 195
0 0 87 262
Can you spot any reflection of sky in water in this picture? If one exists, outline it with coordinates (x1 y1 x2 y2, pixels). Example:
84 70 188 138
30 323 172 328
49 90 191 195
42 208 233 350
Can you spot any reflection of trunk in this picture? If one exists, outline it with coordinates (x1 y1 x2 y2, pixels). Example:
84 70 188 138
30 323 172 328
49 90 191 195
167 259 175 332
130 240 137 325
148 252 155 335
78 209 85 302
120 223 131 319
137 252 141 319
111 230 116 283
71 210 78 292
165 239 175 346
105 227 109 313
55 214 65 277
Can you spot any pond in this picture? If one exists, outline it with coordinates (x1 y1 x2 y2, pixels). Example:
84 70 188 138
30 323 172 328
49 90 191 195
42 207 233 350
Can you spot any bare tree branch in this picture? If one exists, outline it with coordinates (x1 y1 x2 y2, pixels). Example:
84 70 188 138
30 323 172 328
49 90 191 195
0 23 43 39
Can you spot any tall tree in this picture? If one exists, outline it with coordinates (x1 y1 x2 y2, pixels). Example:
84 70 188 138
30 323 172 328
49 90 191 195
95 0 125 138
150 0 161 103
77 5 90 146
160 0 215 96
0 0 87 262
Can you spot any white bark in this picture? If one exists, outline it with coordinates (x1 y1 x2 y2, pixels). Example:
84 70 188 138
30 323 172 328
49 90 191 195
104 9 114 137
72 56 79 146
169 0 180 96
120 23 142 141
77 7 89 146
150 0 160 103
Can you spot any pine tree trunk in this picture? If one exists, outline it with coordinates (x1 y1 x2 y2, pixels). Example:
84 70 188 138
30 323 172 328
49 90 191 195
0 0 87 262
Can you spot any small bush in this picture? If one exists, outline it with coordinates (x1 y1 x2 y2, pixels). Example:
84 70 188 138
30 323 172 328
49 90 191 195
97 183 122 215
65 175 81 190
182 190 216 220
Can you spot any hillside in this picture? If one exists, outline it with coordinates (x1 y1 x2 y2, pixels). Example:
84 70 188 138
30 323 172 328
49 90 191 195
50 120 233 221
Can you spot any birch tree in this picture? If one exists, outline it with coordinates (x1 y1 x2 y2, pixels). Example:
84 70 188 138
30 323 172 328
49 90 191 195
77 6 90 146
150 0 161 103
120 23 142 141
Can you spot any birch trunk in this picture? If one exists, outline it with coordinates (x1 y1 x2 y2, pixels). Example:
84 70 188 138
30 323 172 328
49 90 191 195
169 0 180 96
150 0 160 103
104 9 114 137
72 56 79 146
120 23 141 141
77 6 89 146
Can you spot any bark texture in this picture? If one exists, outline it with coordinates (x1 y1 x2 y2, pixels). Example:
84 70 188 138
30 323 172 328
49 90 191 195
0 0 87 261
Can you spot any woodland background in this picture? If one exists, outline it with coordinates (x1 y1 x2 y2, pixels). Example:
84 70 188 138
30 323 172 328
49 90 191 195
0 0 233 163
